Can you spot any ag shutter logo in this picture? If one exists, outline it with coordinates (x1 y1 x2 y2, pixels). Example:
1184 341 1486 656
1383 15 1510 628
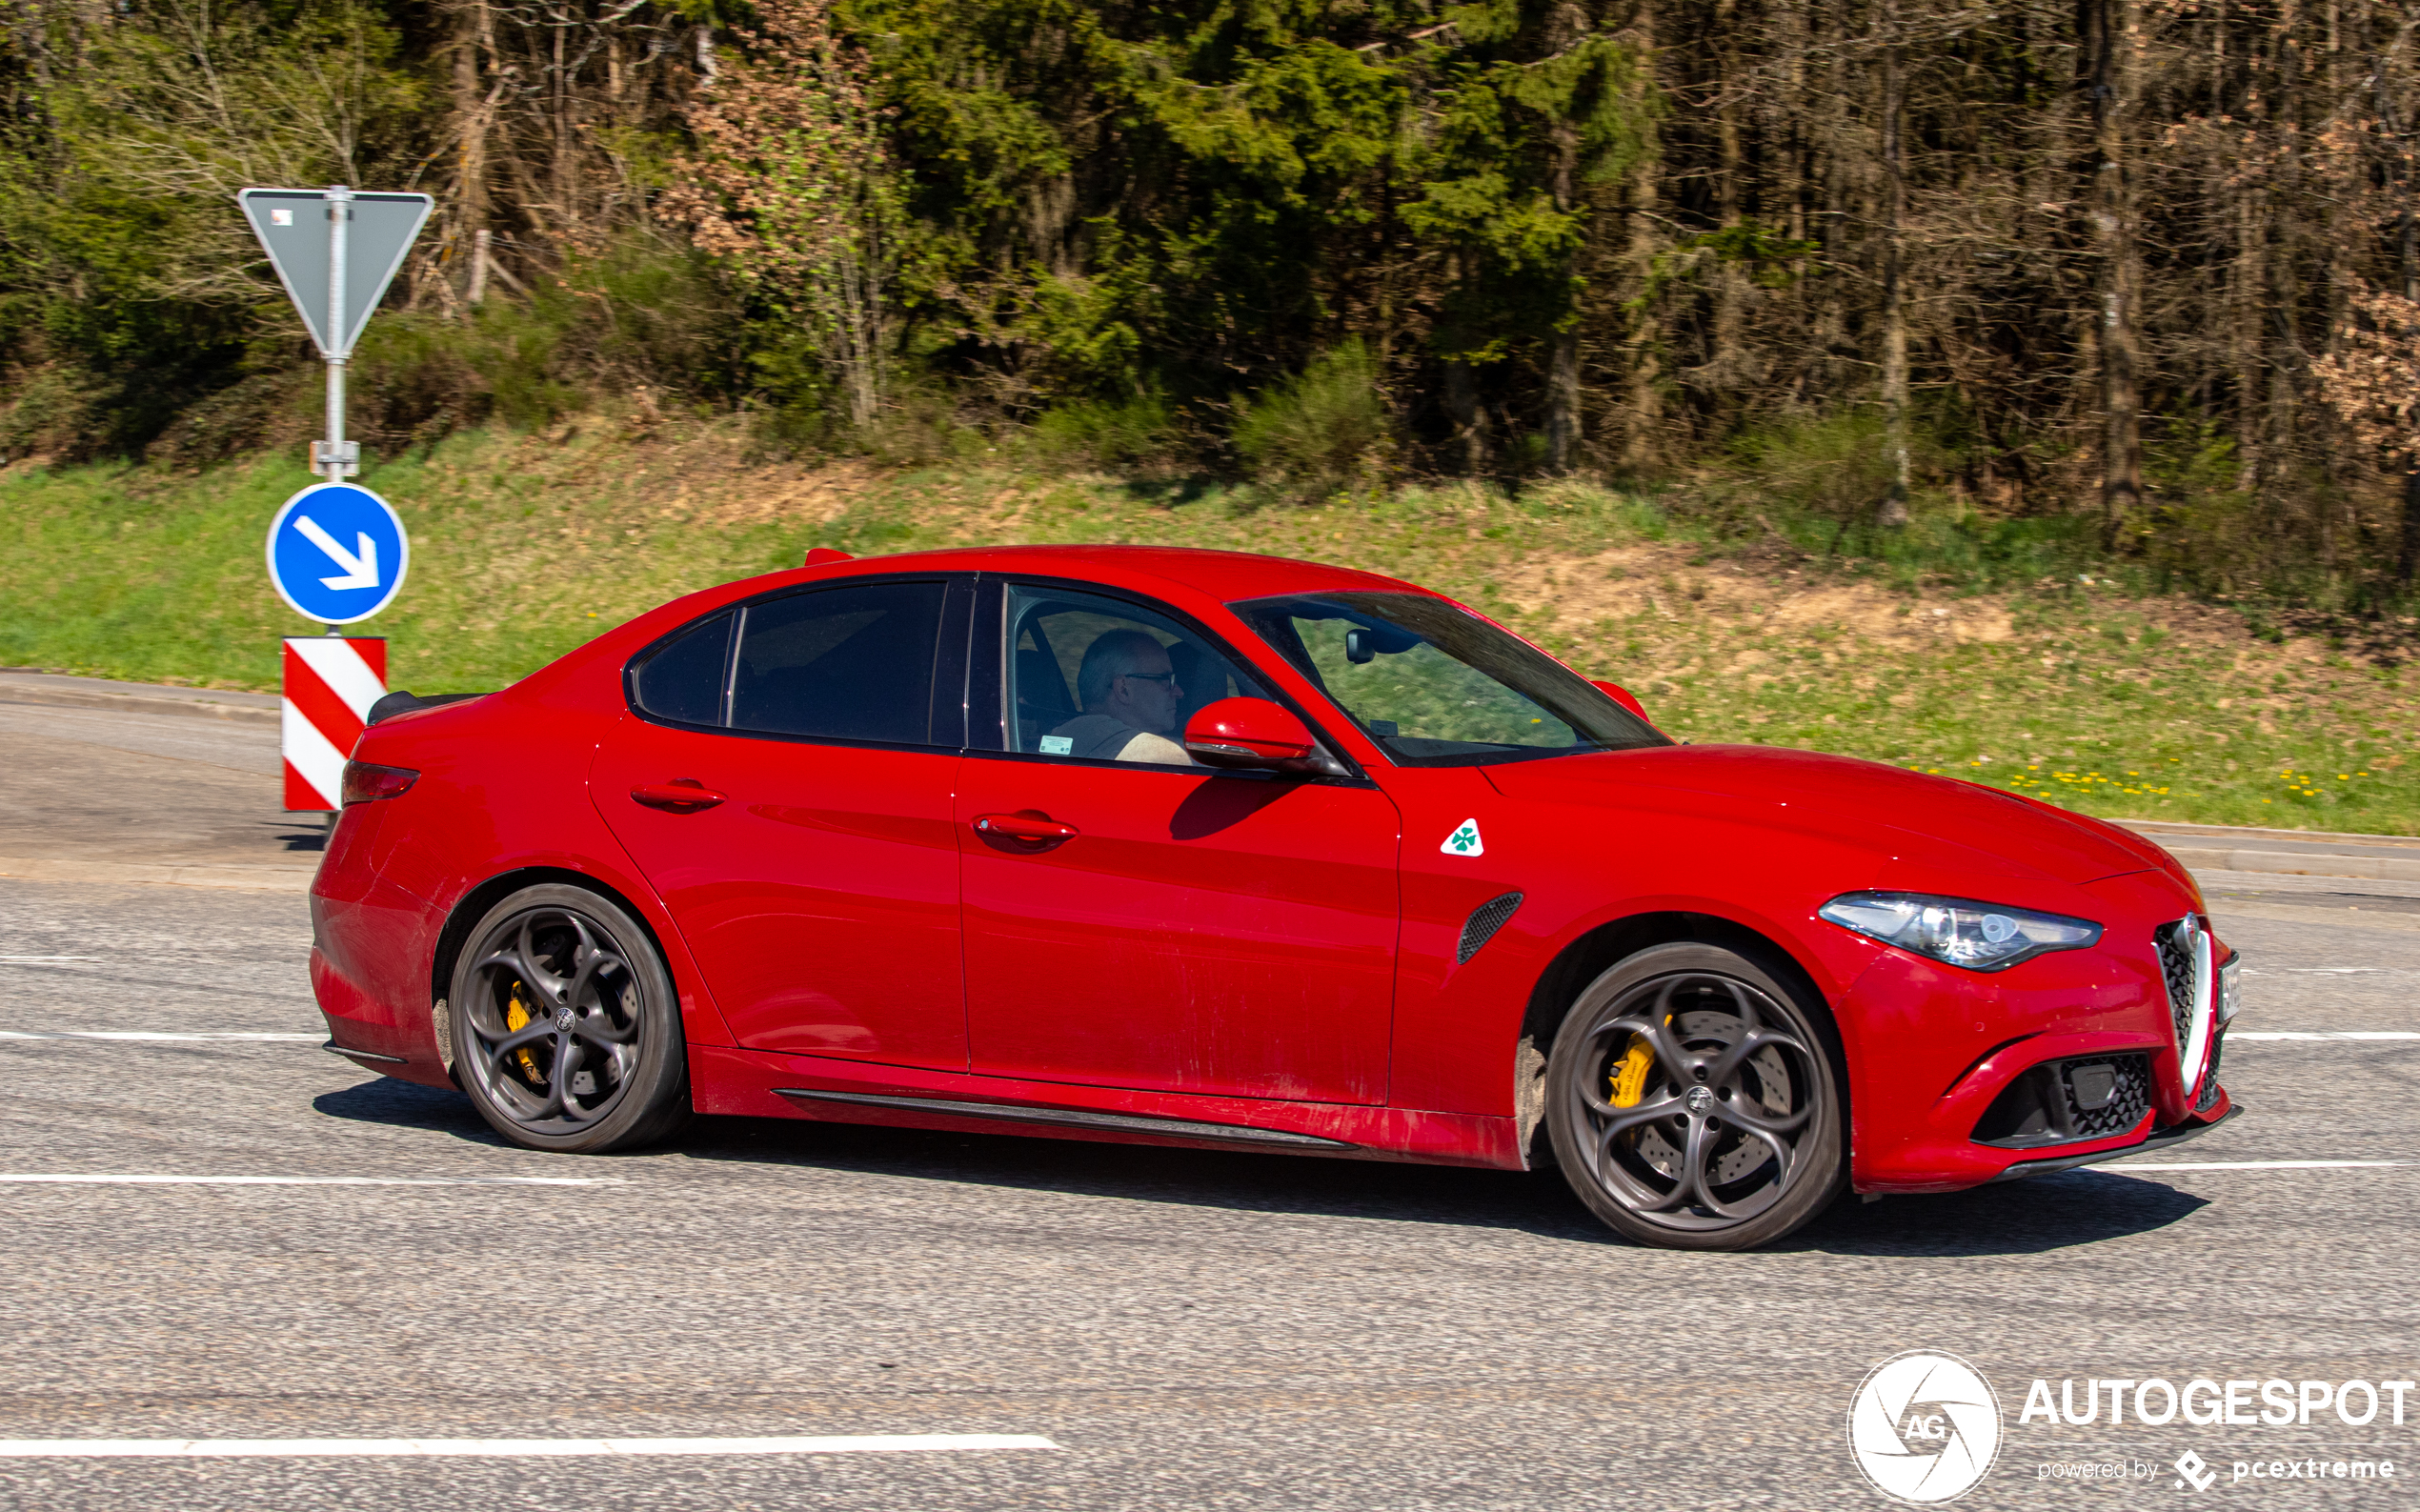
1848 1350 2005 1504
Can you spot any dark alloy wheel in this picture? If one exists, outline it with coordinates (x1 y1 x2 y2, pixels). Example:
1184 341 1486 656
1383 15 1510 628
1544 943 1845 1250
450 883 690 1154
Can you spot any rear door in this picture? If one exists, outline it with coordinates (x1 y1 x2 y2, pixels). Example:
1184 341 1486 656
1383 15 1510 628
592 576 973 1068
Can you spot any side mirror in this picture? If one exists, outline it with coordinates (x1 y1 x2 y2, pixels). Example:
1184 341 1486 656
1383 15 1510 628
1592 678 1651 722
1184 697 1344 776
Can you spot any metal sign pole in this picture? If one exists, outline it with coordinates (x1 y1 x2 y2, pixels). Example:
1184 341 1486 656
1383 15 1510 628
322 184 351 641
324 181 348 483
320 185 355 487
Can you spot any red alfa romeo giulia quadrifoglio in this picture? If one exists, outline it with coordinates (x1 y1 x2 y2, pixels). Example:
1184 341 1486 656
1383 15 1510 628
313 545 2238 1250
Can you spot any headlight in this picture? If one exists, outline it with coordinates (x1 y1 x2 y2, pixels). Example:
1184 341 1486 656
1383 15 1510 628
1819 891 2103 972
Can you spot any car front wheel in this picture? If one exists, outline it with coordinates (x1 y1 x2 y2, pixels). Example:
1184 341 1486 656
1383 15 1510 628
450 883 690 1155
1544 942 1845 1251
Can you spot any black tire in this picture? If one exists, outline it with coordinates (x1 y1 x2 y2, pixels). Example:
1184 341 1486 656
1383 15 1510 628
1544 942 1845 1251
449 883 690 1154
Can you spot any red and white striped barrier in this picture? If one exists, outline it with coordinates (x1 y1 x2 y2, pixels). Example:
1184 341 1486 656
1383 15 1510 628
282 636 387 812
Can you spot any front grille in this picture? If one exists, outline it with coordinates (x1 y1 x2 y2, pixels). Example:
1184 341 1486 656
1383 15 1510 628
2155 920 2197 1051
2196 1031 2226 1111
2155 915 2215 1100
1456 892 1523 964
1973 1053 2153 1148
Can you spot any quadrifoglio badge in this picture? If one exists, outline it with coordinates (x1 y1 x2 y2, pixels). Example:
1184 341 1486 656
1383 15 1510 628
1849 1351 2414 1502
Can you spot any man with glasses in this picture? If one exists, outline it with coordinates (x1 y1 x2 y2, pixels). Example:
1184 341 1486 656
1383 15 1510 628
1046 629 1194 764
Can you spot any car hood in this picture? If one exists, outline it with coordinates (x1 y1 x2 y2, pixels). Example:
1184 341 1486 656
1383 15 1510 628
1482 744 2175 888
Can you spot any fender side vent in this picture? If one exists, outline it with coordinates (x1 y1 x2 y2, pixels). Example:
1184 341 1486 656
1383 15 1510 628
1456 892 1524 964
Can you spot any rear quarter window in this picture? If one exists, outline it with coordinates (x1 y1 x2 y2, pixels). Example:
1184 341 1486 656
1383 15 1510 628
630 611 733 726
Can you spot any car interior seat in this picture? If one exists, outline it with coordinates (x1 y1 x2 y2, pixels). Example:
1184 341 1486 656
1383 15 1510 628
1015 643 1078 748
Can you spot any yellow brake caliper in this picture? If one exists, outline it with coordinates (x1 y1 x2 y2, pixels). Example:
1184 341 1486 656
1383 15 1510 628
1608 1032 1653 1107
505 983 546 1084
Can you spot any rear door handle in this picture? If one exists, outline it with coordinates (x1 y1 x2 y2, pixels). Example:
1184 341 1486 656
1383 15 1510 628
973 810 1079 842
632 779 726 813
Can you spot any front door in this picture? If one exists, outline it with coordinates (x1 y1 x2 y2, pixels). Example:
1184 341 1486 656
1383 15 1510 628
591 575 970 1068
957 582 1401 1104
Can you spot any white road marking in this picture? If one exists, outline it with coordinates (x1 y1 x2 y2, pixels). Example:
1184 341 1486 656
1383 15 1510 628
0 1031 321 1042
0 956 100 963
0 1175 619 1187
0 1434 1060 1458
2230 1031 2420 1040
2109 1160 2416 1171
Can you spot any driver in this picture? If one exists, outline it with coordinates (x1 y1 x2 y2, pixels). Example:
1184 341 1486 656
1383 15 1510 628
1047 630 1194 764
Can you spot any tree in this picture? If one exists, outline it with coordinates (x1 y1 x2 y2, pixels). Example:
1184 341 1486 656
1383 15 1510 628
669 0 897 426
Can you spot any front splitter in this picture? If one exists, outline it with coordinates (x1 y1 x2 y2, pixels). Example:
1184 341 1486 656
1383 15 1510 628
1989 1102 2243 1181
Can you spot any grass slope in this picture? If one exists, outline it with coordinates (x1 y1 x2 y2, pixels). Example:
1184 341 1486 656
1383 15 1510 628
3 417 2415 833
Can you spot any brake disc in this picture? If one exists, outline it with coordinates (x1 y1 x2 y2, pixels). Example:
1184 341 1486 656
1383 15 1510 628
1626 1009 1795 1188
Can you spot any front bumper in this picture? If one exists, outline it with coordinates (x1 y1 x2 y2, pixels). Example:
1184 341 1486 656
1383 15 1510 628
1840 891 2236 1193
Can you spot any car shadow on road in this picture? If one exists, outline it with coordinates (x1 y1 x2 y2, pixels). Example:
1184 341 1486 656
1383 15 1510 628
677 1114 2210 1256
312 1077 514 1148
1790 1170 2208 1257
695 1113 1626 1240
311 1082 2211 1255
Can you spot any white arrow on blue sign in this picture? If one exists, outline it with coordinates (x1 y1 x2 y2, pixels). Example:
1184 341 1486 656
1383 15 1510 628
264 482 411 625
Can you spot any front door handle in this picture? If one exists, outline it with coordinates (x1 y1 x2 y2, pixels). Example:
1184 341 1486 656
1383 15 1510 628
632 779 726 814
973 810 1079 843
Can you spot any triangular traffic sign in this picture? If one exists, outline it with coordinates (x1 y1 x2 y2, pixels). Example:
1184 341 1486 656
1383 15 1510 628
239 188 433 357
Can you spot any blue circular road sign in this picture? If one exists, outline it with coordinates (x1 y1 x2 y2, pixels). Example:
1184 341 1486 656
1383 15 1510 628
265 482 410 625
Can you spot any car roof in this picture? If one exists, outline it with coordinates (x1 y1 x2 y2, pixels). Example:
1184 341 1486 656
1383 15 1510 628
520 543 1443 706
799 544 1423 603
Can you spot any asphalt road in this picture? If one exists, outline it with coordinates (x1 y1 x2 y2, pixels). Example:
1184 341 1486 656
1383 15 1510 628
0 707 2413 1509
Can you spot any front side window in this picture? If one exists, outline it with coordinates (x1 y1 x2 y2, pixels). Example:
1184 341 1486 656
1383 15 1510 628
1228 591 1668 766
1005 584 1273 767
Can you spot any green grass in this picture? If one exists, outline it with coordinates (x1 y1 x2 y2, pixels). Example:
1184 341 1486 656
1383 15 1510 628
3 417 2414 834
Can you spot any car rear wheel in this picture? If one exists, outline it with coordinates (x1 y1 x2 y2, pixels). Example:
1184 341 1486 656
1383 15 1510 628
1545 943 1845 1251
450 883 690 1154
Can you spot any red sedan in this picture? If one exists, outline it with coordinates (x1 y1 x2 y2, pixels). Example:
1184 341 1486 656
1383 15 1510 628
314 546 2238 1250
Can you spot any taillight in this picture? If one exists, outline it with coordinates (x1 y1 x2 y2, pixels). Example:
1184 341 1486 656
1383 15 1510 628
340 761 418 804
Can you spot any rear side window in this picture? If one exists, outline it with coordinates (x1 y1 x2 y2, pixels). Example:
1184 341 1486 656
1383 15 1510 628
630 611 732 726
730 579 946 744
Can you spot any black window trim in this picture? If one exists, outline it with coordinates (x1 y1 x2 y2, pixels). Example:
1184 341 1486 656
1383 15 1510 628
972 573 1374 785
621 572 971 756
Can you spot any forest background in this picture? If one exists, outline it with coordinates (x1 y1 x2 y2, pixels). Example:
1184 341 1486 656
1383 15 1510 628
13 0 2420 593
4 0 2420 832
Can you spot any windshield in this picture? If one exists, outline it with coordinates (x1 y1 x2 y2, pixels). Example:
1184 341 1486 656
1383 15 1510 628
1228 591 1668 766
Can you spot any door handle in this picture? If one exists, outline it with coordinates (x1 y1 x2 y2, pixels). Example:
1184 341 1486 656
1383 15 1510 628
973 810 1079 842
631 779 726 814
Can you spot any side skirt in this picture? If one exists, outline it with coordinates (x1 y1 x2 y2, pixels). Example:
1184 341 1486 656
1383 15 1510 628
776 1089 1356 1151
690 1044 1525 1170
